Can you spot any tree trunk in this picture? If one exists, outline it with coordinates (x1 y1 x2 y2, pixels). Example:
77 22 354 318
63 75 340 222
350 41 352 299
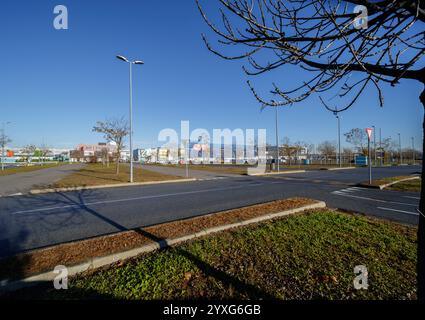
418 87 425 300
116 151 120 175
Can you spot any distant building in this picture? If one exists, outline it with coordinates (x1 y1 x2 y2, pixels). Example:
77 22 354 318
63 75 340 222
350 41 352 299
70 142 117 162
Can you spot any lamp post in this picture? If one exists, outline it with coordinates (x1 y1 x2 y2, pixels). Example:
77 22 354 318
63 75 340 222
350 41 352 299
334 112 341 167
379 128 382 166
371 125 376 166
412 137 415 165
398 133 402 165
116 55 144 183
275 107 280 172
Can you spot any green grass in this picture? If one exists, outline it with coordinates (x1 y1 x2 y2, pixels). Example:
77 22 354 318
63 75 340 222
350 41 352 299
18 210 417 300
0 163 63 176
386 179 421 192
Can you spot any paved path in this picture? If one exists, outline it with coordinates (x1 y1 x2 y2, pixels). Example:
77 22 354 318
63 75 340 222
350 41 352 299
141 164 241 180
0 164 85 196
0 165 420 257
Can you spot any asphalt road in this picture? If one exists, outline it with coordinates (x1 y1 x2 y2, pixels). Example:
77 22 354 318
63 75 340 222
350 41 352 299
0 164 85 196
140 164 241 179
0 165 420 258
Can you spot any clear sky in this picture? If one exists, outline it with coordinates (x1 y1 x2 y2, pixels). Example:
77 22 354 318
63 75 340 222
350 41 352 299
1 0 424 150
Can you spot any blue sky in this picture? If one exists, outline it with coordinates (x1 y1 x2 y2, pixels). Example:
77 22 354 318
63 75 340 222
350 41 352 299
0 0 423 150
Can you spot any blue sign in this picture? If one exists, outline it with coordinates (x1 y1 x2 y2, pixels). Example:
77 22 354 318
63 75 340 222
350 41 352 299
355 155 368 165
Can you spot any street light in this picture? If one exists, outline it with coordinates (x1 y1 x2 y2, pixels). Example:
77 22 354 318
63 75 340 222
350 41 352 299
379 128 382 166
275 106 280 172
333 111 342 167
333 112 341 167
398 133 402 165
412 137 415 165
371 125 376 166
116 55 144 183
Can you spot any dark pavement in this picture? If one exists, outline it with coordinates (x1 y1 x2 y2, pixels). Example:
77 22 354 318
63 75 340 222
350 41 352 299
0 163 85 196
0 165 420 258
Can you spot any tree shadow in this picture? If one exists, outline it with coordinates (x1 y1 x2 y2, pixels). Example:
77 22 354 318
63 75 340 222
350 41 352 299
174 248 275 299
129 229 276 300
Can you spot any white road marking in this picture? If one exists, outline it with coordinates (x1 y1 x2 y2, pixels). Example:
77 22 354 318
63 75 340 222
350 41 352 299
377 207 419 216
10 183 265 215
403 196 420 200
339 188 357 193
332 191 417 206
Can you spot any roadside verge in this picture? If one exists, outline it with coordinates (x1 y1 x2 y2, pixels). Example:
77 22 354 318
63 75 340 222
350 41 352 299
28 178 197 195
0 198 325 292
357 175 420 190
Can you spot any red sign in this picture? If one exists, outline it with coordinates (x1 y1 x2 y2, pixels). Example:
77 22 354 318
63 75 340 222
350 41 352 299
366 128 373 140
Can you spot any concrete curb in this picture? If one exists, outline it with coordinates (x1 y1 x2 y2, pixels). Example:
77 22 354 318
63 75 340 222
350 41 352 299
0 201 326 292
249 170 306 176
324 167 356 171
358 176 420 190
28 178 198 195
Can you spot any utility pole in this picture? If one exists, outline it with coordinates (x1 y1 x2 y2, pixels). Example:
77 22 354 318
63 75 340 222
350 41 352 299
398 133 402 165
116 55 144 183
366 128 373 184
334 112 341 168
412 137 415 165
275 107 280 172
372 125 376 166
379 128 382 166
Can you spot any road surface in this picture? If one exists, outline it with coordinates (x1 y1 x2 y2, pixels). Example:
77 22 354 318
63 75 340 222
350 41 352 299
140 164 241 179
0 165 420 258
0 164 85 197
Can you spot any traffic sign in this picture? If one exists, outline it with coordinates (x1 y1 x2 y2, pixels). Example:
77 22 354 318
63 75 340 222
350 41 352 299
366 128 373 140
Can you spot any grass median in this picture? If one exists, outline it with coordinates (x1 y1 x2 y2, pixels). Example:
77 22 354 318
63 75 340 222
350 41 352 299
148 163 354 175
46 163 182 188
361 175 422 192
16 209 417 300
386 178 421 192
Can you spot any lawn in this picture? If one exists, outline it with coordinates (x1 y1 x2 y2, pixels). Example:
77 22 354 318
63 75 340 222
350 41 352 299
149 163 355 175
149 163 251 175
360 175 421 192
386 178 421 192
0 163 63 176
49 163 182 188
23 209 417 300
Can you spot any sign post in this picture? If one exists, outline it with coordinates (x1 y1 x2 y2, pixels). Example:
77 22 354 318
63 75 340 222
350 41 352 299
366 128 373 184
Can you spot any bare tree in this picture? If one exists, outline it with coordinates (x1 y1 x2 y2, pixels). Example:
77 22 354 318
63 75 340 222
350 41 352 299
344 128 368 154
22 144 37 165
39 144 51 164
98 147 110 167
280 137 296 164
294 140 307 165
377 136 396 163
0 130 12 171
198 0 425 297
318 141 337 163
343 147 355 164
93 117 129 175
